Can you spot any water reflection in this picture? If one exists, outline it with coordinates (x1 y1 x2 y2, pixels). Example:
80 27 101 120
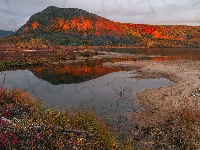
97 48 200 60
0 65 174 140
29 60 123 85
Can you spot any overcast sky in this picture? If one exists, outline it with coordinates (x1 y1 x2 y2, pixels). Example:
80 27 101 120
1 0 200 31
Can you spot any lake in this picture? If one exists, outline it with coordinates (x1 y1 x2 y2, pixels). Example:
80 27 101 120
0 58 173 140
96 47 200 60
2 47 198 139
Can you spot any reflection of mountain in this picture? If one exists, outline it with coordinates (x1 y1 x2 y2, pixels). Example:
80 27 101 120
29 60 120 85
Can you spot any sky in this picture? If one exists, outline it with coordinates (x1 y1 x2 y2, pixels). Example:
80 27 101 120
1 0 200 31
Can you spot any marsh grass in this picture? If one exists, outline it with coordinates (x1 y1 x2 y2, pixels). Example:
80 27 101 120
0 49 104 72
133 95 200 149
0 88 134 150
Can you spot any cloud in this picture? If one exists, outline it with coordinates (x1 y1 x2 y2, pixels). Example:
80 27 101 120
0 0 199 31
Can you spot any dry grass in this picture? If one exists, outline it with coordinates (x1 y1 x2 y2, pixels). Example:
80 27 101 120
133 96 200 149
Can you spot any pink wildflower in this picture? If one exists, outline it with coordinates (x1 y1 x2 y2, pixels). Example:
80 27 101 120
0 118 7 125
12 139 19 145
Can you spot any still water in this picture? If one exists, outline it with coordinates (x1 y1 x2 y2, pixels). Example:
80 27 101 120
0 59 173 138
97 48 200 60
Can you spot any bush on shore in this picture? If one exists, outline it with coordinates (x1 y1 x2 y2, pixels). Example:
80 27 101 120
0 88 133 150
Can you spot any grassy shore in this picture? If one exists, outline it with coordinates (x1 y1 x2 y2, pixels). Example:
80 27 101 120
104 60 200 149
0 48 105 72
0 88 134 150
2 89 199 150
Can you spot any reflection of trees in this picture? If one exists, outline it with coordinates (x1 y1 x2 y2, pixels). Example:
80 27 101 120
29 60 120 85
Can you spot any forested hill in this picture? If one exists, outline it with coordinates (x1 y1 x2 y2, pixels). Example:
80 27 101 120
0 30 14 38
1 6 200 48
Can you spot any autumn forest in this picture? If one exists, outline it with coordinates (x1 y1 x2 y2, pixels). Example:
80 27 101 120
0 6 200 49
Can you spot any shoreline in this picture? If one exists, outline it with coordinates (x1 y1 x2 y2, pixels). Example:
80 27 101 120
104 60 200 125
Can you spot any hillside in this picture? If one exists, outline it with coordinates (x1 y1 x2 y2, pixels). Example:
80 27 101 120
0 6 200 48
0 30 14 38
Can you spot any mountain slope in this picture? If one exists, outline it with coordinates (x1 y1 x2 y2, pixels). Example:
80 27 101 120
1 6 200 48
12 6 136 47
0 30 14 38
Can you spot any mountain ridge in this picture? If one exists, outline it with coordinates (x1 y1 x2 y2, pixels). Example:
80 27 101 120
0 30 14 38
1 6 200 48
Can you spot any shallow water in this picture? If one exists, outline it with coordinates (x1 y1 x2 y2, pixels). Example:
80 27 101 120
96 48 200 60
0 60 174 139
0 70 173 111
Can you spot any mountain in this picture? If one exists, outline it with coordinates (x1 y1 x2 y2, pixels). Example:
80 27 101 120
1 6 200 48
0 30 14 38
9 6 135 48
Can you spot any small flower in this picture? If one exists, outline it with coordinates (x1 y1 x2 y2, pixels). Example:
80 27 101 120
9 130 15 137
3 138 9 144
12 139 19 145
33 133 41 146
1 119 7 125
